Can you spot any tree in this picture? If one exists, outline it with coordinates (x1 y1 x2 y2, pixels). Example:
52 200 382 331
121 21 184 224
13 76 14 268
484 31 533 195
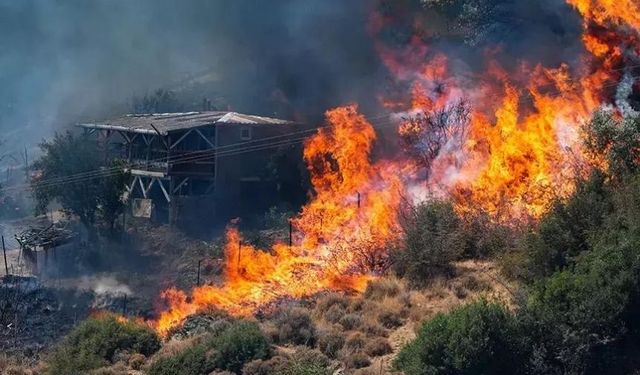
584 110 640 178
32 131 130 234
395 201 465 284
399 100 470 180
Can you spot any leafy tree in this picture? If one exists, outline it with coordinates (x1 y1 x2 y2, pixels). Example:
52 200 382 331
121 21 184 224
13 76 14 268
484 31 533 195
584 110 640 178
31 131 130 234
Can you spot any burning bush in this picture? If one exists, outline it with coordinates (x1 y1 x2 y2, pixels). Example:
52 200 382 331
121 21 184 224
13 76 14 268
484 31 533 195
45 314 160 375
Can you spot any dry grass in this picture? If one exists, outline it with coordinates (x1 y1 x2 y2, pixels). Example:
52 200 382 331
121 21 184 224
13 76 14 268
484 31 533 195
364 337 393 357
363 277 402 301
316 328 346 359
315 292 350 315
146 335 201 365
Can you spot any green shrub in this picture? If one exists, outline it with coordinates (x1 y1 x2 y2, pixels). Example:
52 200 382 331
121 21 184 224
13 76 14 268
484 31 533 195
208 321 271 373
395 201 465 284
394 300 526 375
521 226 640 373
149 320 270 375
147 344 211 375
46 314 160 375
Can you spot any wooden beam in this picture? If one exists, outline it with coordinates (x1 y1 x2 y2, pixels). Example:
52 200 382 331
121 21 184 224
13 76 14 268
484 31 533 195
150 123 169 149
194 128 215 149
158 179 171 203
172 177 189 193
169 129 194 150
143 178 156 197
138 176 147 198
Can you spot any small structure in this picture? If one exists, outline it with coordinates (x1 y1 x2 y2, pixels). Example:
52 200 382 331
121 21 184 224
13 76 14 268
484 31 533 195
15 225 76 276
78 111 301 224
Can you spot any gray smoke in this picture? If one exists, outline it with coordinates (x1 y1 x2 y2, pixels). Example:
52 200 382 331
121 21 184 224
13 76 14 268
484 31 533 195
0 0 382 155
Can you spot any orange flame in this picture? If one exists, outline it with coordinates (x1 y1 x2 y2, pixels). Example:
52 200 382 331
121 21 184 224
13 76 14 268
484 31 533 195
153 106 403 336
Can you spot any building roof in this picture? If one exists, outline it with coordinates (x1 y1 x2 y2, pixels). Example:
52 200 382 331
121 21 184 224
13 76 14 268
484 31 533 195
77 111 294 135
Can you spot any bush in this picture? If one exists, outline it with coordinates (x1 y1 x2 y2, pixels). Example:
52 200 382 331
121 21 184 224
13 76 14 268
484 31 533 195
360 320 387 338
343 332 367 353
281 347 332 375
395 201 465 284
273 308 316 346
518 171 611 281
323 304 347 324
521 226 640 374
344 352 370 369
317 329 345 359
394 300 527 375
363 278 401 301
147 345 210 375
315 293 350 315
46 314 160 375
243 348 332 375
338 314 363 330
364 337 392 357
377 307 404 329
208 321 271 373
149 320 270 375
242 356 289 375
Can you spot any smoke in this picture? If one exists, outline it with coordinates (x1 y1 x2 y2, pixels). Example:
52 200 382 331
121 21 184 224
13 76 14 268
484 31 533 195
78 275 132 296
0 0 382 155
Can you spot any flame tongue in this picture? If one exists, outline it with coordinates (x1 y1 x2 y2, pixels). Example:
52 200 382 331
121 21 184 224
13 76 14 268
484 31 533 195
154 106 402 336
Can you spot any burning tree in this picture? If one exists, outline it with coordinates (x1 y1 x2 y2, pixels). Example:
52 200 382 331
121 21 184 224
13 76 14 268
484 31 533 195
399 99 470 180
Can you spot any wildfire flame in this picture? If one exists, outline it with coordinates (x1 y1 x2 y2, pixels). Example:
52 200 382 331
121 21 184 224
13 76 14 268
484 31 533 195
154 106 403 336
151 1 639 335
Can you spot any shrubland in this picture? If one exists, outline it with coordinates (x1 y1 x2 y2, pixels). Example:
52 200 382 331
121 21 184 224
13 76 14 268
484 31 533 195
22 111 640 375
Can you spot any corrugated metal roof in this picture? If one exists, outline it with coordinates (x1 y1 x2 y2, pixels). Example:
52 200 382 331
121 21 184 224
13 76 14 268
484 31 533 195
77 111 294 135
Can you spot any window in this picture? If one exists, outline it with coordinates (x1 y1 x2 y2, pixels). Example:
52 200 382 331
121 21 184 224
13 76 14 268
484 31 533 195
240 126 252 140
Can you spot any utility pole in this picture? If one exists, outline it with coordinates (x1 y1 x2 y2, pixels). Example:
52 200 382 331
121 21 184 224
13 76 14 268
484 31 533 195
288 220 293 247
23 146 29 181
237 240 242 270
196 259 202 286
2 236 8 276
357 192 361 209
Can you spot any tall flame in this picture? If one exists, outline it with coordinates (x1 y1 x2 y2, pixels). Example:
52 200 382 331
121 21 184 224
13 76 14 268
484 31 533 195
154 106 403 336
